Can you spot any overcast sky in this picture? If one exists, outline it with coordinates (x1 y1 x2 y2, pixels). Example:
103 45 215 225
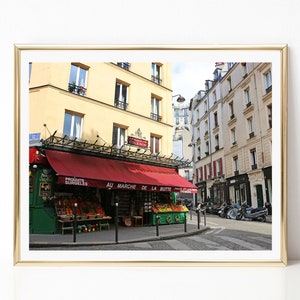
172 62 216 104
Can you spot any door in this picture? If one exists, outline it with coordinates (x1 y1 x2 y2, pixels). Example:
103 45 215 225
256 185 264 207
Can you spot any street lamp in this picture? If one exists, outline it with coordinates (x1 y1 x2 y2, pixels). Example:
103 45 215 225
172 94 186 103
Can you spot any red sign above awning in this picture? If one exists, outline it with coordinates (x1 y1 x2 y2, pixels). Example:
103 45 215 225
127 136 148 148
45 150 197 193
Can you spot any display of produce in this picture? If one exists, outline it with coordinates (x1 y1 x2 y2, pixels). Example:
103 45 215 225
54 197 111 233
151 202 189 225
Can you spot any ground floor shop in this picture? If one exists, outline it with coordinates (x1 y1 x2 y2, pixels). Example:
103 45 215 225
29 147 196 234
196 170 271 209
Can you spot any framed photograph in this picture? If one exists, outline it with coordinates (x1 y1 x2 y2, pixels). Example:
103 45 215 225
14 45 288 266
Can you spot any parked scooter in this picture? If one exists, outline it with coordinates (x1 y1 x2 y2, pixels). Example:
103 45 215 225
235 201 268 222
218 202 233 218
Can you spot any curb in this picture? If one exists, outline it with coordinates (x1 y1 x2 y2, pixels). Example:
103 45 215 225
29 227 210 248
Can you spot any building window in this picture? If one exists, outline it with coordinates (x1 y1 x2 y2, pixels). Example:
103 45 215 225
151 96 161 121
231 128 237 145
229 101 235 119
112 125 126 148
115 81 128 110
233 156 239 173
184 170 190 181
248 117 254 138
204 100 208 113
227 76 232 92
244 88 251 106
151 63 162 85
68 64 88 96
207 164 211 179
205 120 208 135
117 62 130 70
205 141 209 156
150 135 160 154
63 111 83 139
197 146 201 160
267 104 272 128
214 111 218 127
241 62 248 78
215 134 219 150
264 69 272 93
250 148 257 169
212 90 217 103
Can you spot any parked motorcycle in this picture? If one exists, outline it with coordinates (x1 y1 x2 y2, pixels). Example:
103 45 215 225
226 203 241 220
235 201 268 222
218 202 233 218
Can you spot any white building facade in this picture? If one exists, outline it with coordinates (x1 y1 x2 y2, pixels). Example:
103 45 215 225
190 62 272 208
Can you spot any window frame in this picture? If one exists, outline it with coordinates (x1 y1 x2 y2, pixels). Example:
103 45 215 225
114 80 129 110
63 110 83 139
150 135 161 154
112 125 127 148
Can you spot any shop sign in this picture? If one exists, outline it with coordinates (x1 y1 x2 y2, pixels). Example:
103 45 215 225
106 181 179 192
39 170 53 197
64 177 88 186
127 136 148 148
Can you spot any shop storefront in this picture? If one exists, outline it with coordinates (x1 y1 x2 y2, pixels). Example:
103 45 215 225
29 146 197 234
226 173 251 206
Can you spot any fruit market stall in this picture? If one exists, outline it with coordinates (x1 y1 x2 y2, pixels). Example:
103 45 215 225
151 203 189 225
54 198 112 234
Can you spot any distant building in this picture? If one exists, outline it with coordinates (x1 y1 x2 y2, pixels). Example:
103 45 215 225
172 103 194 203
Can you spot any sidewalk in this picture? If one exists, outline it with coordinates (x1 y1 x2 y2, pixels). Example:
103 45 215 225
30 216 209 248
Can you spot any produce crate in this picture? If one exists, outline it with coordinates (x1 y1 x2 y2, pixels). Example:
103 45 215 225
151 211 188 225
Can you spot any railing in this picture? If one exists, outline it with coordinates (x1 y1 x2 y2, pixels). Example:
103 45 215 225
266 85 272 94
41 132 192 169
68 83 87 96
114 100 128 110
251 164 258 170
150 113 162 121
117 62 130 70
151 75 162 85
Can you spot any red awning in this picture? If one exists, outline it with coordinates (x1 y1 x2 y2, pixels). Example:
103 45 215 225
45 150 197 193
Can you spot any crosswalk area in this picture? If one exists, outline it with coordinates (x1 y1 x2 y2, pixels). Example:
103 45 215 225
93 228 272 251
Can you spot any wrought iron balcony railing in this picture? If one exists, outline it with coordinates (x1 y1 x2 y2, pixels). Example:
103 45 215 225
68 83 87 96
117 62 130 70
114 100 128 110
150 112 162 121
151 75 162 85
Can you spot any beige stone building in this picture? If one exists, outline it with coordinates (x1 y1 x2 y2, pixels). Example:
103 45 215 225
29 62 174 155
190 62 272 208
29 61 196 233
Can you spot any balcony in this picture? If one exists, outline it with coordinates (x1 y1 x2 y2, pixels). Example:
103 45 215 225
251 164 258 170
215 145 219 151
234 170 239 176
265 85 272 94
150 113 162 122
246 101 252 108
249 131 255 139
68 83 87 96
114 100 128 110
117 62 130 70
151 75 162 85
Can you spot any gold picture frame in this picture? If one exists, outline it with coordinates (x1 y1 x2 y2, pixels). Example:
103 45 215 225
14 44 288 266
